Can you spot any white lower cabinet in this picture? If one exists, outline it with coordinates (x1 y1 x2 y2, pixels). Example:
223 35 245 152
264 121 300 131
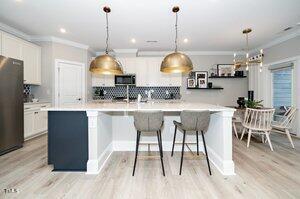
24 111 34 138
24 103 50 140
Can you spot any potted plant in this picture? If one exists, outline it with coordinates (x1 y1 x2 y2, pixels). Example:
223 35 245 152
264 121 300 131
245 100 263 109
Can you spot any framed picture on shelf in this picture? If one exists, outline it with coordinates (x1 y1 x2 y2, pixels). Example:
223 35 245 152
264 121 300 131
217 64 235 76
187 78 196 88
195 71 208 88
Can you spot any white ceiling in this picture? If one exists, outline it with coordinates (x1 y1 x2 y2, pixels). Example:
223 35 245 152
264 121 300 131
0 0 299 52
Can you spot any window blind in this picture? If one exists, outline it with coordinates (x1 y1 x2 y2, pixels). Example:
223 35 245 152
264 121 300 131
269 62 294 72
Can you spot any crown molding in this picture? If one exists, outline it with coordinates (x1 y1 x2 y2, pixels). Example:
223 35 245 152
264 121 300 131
0 22 31 41
138 50 244 57
30 36 90 50
95 50 243 57
0 22 95 53
251 29 300 53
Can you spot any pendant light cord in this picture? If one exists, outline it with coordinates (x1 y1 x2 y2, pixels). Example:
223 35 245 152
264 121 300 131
175 12 178 52
105 12 109 54
246 33 249 54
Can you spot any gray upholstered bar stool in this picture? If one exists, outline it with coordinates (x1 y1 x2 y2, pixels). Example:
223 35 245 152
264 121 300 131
132 111 165 176
171 110 212 175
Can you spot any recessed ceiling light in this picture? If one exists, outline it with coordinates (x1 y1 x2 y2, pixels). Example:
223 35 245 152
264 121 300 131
131 38 136 43
183 38 189 43
15 0 23 2
60 28 66 33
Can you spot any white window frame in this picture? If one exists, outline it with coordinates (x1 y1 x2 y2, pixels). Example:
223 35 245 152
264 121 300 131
271 66 295 108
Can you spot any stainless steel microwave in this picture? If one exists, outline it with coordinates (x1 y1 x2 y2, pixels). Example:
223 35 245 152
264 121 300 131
115 74 136 85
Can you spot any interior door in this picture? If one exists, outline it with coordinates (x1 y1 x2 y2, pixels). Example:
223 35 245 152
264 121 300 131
57 61 84 106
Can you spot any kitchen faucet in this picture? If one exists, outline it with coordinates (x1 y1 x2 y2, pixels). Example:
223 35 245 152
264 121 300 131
147 89 154 101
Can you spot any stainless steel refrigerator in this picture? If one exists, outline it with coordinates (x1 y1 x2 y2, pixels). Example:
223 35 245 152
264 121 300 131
0 55 24 155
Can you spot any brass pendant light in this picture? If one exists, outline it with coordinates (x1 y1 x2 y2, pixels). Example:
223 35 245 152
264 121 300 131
160 6 193 74
89 6 123 75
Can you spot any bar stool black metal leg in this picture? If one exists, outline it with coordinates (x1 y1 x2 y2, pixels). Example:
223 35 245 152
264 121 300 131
171 125 177 157
159 130 163 158
196 131 199 156
179 130 186 175
201 131 212 175
157 131 165 176
132 131 141 176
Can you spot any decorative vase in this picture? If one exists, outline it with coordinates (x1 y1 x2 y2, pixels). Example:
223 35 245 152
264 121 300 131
237 97 245 108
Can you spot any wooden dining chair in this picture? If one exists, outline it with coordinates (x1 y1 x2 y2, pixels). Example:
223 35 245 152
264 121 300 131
271 107 297 148
232 109 245 139
240 108 275 151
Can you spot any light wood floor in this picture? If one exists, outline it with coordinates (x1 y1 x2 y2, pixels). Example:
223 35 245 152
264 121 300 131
1 134 300 199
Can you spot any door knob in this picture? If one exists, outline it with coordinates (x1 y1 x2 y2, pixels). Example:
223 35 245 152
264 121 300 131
77 98 82 101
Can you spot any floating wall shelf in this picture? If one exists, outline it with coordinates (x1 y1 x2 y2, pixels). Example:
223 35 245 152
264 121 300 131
209 76 247 79
187 87 224 90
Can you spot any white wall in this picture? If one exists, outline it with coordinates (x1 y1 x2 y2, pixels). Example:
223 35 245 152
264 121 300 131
32 41 95 104
181 55 248 106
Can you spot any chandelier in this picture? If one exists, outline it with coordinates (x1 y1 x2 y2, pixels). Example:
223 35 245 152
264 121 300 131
234 28 264 72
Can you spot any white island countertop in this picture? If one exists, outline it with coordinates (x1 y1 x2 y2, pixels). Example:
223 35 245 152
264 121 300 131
43 101 235 112
45 100 236 175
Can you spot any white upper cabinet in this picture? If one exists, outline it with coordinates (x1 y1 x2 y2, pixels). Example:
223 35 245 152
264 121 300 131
135 58 149 87
92 74 105 87
22 42 41 85
1 32 22 60
91 57 115 87
1 31 41 85
91 56 182 87
119 57 135 74
92 74 114 87
169 73 182 87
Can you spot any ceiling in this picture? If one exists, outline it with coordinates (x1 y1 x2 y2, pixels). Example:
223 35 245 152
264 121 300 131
0 0 299 52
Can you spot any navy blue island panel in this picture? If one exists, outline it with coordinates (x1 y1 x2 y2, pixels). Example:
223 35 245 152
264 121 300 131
48 111 88 171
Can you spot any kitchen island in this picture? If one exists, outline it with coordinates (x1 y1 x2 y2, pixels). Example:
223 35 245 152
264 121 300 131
44 101 235 175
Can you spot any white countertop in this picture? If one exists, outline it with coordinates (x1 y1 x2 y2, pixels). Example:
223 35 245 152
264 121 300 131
42 101 235 112
24 101 51 108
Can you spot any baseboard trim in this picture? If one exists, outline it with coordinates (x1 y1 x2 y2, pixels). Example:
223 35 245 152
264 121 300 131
207 146 235 176
86 143 113 175
24 131 47 141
